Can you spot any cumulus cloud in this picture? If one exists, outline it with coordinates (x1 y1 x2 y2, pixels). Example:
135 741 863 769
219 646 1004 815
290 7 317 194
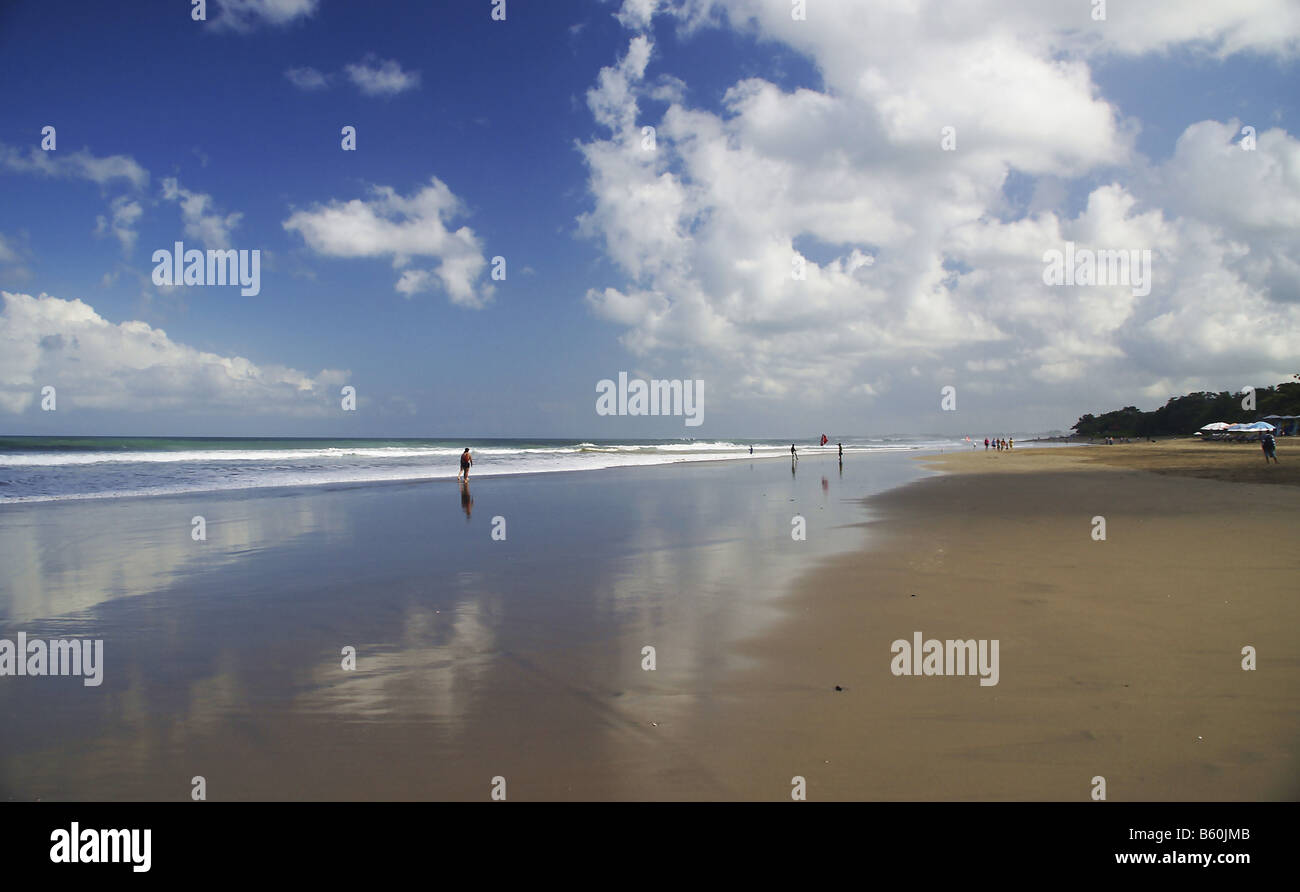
1145 120 1300 301
160 178 243 249
94 195 144 254
0 143 148 189
615 0 660 30
285 66 330 90
576 0 1300 424
283 177 494 308
209 0 319 32
344 55 421 96
0 292 348 415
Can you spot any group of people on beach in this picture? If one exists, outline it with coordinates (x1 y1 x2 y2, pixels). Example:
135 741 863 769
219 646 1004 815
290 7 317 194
788 442 844 461
984 437 1013 451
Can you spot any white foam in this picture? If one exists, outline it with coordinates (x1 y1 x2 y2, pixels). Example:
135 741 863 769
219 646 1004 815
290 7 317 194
0 439 955 504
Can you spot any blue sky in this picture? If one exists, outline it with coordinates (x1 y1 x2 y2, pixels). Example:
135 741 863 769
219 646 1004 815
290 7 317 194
2 0 1298 438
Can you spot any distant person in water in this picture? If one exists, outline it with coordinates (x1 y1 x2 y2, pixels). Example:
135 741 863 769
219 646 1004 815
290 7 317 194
1008 437 1014 450
838 442 843 458
1262 432 1279 463
458 447 473 483
749 445 754 455
984 438 990 450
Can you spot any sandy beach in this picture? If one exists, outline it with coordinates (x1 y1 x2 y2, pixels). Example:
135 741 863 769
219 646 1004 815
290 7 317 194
704 441 1300 800
2 442 1296 801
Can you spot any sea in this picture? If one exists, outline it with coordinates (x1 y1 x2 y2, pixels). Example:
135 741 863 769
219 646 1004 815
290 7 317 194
0 435 976 503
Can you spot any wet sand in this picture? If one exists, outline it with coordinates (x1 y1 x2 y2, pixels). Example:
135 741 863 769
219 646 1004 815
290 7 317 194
4 442 1295 800
710 442 1300 799
0 450 925 800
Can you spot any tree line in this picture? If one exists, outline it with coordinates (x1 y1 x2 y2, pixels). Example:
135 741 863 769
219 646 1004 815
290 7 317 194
1072 378 1300 438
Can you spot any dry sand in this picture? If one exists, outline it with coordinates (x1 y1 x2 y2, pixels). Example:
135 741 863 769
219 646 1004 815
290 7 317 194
707 441 1300 800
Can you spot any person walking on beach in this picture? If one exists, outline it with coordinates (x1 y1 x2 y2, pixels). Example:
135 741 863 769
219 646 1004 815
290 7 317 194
984 438 989 450
458 447 473 483
1262 432 1279 463
1008 437 1014 450
838 442 843 458
790 444 797 461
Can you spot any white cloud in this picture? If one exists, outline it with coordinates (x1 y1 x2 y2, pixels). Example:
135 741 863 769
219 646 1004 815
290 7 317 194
0 292 348 415
575 2 1300 423
1145 119 1300 301
344 55 421 96
285 66 330 90
160 178 243 249
0 233 19 264
94 196 144 254
0 143 148 189
1 143 149 272
615 0 660 30
283 178 494 308
210 0 319 32
394 269 434 298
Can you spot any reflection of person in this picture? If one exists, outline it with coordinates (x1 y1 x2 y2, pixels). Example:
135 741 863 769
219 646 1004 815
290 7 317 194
460 481 474 519
458 447 473 482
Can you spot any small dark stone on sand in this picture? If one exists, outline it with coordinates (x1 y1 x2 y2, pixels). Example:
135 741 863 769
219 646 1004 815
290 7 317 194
834 685 843 691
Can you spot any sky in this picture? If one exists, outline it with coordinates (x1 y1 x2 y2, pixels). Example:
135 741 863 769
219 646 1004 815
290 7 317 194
0 0 1297 439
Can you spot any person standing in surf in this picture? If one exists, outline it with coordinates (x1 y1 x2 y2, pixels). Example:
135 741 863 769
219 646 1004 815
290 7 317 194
458 447 473 483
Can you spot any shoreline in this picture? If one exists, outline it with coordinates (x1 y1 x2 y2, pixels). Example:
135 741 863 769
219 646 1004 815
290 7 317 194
0 442 955 508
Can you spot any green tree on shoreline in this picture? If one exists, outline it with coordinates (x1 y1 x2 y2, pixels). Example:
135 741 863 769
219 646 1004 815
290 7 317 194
1072 382 1300 438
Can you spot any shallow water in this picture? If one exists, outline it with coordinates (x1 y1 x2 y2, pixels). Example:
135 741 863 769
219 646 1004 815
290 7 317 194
0 450 936 800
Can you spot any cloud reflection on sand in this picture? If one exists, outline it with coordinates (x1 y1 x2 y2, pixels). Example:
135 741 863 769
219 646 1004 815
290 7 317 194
0 493 351 623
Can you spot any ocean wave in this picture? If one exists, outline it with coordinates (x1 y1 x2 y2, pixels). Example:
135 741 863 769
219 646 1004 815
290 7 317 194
0 438 963 504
